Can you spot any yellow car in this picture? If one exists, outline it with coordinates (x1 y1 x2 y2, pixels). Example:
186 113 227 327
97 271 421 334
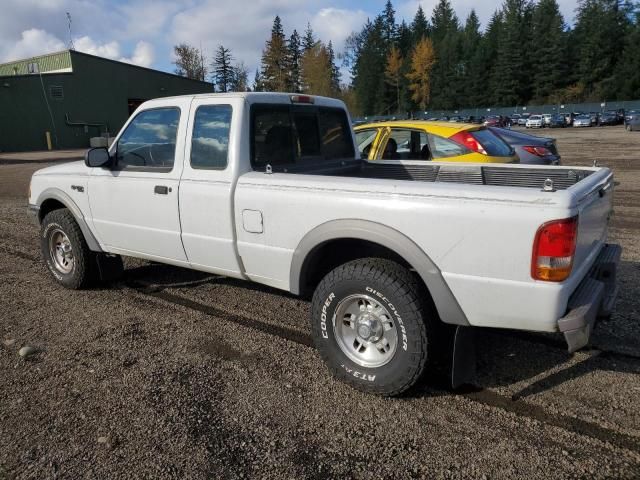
354 120 519 163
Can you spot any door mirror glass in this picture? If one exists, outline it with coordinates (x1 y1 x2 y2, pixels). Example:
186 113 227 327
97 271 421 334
85 147 111 167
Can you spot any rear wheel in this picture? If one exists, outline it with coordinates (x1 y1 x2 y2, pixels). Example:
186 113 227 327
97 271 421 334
40 209 97 289
311 258 431 396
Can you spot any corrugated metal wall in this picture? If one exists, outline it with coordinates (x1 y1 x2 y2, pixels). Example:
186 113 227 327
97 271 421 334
0 51 213 152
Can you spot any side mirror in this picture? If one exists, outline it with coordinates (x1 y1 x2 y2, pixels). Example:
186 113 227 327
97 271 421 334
85 147 111 168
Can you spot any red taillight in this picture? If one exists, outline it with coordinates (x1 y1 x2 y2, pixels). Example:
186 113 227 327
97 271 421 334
523 146 552 157
450 131 487 154
531 216 578 282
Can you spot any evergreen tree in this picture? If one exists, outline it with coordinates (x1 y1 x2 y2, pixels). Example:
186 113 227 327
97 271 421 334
483 10 505 105
253 69 263 92
288 29 302 92
411 6 430 44
531 0 568 102
613 8 640 99
573 0 631 99
211 45 233 92
430 0 461 109
352 17 387 114
327 41 341 93
260 16 289 91
459 10 482 108
303 22 316 51
382 0 397 44
492 0 533 105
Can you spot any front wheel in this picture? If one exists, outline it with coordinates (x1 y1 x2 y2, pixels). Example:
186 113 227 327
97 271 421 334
40 209 97 289
311 258 431 396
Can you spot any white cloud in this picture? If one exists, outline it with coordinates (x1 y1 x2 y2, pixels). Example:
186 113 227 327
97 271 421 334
310 8 368 53
119 41 155 68
74 36 121 59
4 28 65 62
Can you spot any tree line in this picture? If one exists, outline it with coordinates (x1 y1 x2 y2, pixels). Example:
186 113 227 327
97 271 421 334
172 0 640 116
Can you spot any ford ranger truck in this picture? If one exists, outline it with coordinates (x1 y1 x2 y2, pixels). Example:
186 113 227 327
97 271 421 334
28 93 621 396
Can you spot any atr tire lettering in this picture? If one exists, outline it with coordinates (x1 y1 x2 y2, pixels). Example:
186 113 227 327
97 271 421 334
341 364 376 382
366 286 408 351
320 292 336 339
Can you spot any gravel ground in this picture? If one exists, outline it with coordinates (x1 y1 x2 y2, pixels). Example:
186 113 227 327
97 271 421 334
1 125 640 479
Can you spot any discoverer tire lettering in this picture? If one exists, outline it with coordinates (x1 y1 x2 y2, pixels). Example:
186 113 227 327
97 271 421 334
311 258 433 396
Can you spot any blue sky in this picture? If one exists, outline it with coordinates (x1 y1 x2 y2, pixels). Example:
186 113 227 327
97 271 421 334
1 0 579 81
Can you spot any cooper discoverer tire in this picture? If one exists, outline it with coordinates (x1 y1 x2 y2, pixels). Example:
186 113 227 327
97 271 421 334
40 209 97 289
311 258 432 396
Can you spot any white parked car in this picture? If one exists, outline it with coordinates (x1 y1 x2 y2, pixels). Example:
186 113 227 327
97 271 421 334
573 114 593 127
542 113 552 126
526 115 545 128
28 92 620 396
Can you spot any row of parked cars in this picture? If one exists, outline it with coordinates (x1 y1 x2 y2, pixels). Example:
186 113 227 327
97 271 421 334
515 110 627 128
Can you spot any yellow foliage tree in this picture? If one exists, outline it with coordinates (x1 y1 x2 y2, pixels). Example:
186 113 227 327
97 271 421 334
406 37 436 111
300 43 335 97
385 45 403 113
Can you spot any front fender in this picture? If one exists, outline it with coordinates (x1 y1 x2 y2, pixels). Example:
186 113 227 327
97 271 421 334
34 187 103 252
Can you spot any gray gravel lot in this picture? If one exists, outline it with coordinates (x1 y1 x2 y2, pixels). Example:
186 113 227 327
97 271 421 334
1 126 639 478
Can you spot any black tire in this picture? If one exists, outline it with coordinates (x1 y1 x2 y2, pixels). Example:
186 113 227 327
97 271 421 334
40 209 97 289
311 258 432 396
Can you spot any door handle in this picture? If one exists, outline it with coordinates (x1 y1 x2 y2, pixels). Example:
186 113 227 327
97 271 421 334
154 185 170 195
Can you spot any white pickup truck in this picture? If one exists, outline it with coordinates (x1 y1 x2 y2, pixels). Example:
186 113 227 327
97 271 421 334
28 93 620 396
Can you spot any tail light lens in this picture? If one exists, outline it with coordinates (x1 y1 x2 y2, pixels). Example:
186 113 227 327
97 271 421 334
450 131 487 154
523 146 552 157
531 216 578 281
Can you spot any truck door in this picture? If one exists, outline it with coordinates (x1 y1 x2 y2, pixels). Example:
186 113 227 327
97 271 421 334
177 97 244 278
87 98 191 263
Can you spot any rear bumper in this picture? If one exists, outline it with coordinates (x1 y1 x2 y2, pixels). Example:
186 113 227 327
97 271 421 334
558 243 622 353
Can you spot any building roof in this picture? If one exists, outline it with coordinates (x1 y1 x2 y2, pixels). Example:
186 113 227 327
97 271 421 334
0 49 212 86
0 50 72 76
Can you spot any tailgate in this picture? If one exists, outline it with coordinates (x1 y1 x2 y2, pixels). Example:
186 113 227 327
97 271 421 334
572 171 614 274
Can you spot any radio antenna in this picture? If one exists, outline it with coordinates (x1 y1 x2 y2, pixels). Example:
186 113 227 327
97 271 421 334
66 12 75 50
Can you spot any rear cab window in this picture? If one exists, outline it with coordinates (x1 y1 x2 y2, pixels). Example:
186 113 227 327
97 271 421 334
251 104 355 170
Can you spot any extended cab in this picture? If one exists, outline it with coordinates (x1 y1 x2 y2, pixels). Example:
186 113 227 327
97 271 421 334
28 93 621 396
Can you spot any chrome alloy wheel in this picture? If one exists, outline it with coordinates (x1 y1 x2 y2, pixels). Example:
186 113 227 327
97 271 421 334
49 228 74 274
333 294 398 368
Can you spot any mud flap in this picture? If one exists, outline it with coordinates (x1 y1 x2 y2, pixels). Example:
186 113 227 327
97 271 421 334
96 254 124 282
450 325 477 389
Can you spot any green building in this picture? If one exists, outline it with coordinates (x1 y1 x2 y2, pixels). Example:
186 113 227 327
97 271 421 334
0 50 212 152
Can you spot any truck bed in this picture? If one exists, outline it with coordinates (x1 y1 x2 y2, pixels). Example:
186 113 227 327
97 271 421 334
270 159 595 191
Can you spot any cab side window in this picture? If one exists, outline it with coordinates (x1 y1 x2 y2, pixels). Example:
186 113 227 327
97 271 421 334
380 129 430 161
116 108 180 170
355 129 378 159
190 105 232 170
